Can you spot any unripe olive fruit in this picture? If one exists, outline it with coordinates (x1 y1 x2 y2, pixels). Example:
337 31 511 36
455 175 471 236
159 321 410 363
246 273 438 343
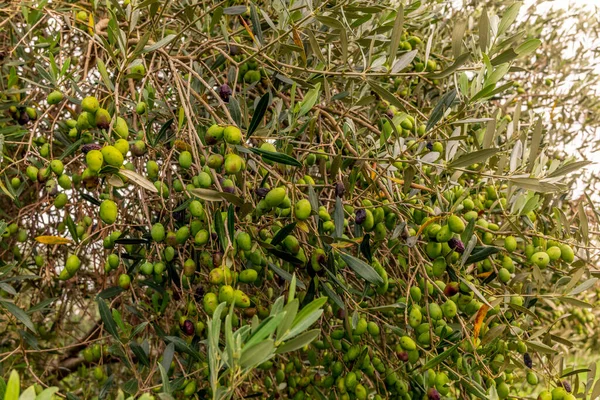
136 102 147 115
86 150 104 172
26 165 39 181
265 187 286 208
559 244 574 263
179 151 192 169
530 251 550 269
95 108 111 130
224 153 244 174
101 145 124 167
47 90 64 105
223 125 243 144
113 117 129 139
294 199 311 220
81 96 99 113
205 124 224 144
66 254 81 274
54 193 68 209
118 274 131 289
99 200 118 224
114 139 129 156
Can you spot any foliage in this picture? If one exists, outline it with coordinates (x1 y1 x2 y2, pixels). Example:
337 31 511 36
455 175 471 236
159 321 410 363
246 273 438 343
0 0 599 399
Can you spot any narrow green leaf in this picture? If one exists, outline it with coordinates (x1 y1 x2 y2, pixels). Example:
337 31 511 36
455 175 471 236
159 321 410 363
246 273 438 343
426 53 470 79
130 342 150 367
223 5 247 15
319 279 345 311
4 370 19 400
465 246 500 264
525 340 557 354
334 196 344 238
59 139 83 160
421 343 460 371
368 81 403 111
479 8 490 52
510 178 559 193
448 148 500 168
214 210 227 251
337 251 384 285
248 92 270 137
315 16 344 30
142 34 176 53
227 204 234 243
387 4 404 65
271 222 297 246
275 329 320 354
426 89 457 131
240 339 274 368
276 299 299 341
160 343 175 373
298 83 321 117
97 298 120 341
459 277 492 307
35 387 59 400
164 336 202 359
498 2 522 36
249 147 302 167
268 263 306 289
569 278 598 296
490 48 519 66
119 169 158 193
547 160 591 178
391 50 417 73
228 97 242 127
245 312 286 350
515 38 541 56
158 363 172 394
97 59 115 91
249 3 264 44
527 118 543 172
0 300 36 333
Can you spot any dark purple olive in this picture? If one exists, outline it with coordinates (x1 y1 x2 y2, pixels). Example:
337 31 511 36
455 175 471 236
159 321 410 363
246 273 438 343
194 286 205 301
448 237 465 253
427 388 440 400
561 381 571 393
17 112 30 125
385 109 394 119
444 282 460 297
397 351 408 362
182 320 194 336
82 143 102 154
229 44 240 56
218 84 232 102
255 187 269 198
355 209 367 225
213 252 222 266
334 182 345 198
523 352 532 368
426 142 433 151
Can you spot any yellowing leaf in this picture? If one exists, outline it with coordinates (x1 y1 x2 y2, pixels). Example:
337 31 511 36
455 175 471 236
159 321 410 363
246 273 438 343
173 140 192 151
387 176 434 192
35 236 73 245
0 180 15 200
416 216 442 239
473 304 489 341
296 221 309 233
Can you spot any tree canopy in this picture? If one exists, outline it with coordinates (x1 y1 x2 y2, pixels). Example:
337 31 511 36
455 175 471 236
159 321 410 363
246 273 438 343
0 0 599 399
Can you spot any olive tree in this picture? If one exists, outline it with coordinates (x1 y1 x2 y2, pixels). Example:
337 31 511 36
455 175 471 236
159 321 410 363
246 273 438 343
0 0 599 399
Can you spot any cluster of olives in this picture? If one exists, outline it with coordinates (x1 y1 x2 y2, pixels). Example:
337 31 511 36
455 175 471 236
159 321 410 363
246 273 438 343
237 59 264 84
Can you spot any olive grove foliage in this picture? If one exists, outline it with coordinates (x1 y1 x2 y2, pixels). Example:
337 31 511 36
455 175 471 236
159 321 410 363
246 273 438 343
0 0 599 399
